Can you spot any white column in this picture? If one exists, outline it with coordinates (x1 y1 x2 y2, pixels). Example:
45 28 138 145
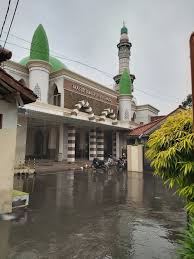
58 124 64 161
67 126 75 163
89 129 97 161
97 129 104 160
119 95 132 121
27 60 52 103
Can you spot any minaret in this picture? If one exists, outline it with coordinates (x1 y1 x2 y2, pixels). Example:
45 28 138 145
114 22 135 91
27 24 52 103
119 68 132 121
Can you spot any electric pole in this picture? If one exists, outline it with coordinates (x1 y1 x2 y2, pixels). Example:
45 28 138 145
190 33 194 132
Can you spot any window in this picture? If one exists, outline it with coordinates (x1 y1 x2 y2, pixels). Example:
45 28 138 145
53 86 61 107
0 114 2 129
131 112 136 122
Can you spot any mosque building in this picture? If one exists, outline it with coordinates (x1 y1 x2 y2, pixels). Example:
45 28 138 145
3 23 159 164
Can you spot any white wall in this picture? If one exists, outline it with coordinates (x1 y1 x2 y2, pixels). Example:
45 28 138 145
0 129 17 213
136 108 158 124
0 100 17 129
127 145 143 172
4 66 29 87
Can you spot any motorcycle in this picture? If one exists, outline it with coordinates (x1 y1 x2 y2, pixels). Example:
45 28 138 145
92 158 108 172
116 157 127 171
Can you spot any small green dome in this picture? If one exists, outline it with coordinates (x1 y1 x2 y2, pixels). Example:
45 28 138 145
119 69 132 95
49 56 66 72
19 56 67 72
30 24 49 62
121 26 128 34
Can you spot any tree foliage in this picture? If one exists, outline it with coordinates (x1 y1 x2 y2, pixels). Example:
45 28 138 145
182 94 192 108
146 109 194 213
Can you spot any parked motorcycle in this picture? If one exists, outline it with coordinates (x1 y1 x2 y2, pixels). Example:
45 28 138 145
92 158 108 172
116 157 127 171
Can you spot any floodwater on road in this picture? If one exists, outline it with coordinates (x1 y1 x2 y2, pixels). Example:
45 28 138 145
0 170 186 259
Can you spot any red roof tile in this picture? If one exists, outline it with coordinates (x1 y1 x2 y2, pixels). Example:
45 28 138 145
129 106 185 137
129 118 164 136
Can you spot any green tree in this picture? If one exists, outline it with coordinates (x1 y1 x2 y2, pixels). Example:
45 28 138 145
182 94 192 108
146 109 194 213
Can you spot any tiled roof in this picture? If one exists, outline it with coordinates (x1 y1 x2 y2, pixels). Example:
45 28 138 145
129 106 185 137
128 118 164 136
151 115 165 122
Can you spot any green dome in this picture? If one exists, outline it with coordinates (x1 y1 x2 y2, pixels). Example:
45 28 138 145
30 24 49 62
49 56 66 72
119 69 132 95
121 25 128 34
19 24 67 72
19 56 67 72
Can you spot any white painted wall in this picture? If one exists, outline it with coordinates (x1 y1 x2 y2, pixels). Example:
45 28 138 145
0 129 17 213
0 100 17 129
127 145 143 172
4 66 29 87
136 108 158 124
15 115 27 165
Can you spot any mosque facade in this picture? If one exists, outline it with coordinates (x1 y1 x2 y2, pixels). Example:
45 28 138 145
3 23 159 164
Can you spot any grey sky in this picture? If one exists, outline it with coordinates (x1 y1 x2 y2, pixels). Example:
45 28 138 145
0 0 193 114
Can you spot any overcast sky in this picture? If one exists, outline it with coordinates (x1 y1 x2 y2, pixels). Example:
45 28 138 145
0 0 193 114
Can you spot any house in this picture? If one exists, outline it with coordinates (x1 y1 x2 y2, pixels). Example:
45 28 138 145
0 49 37 213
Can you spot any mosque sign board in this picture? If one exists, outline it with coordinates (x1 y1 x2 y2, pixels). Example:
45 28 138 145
64 79 117 116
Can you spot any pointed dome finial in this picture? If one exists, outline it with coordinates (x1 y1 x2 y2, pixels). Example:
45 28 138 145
121 21 128 35
30 24 49 62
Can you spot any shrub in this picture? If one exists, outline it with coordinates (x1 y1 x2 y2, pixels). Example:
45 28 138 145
146 109 194 213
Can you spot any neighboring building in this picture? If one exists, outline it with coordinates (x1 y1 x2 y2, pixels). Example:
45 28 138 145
3 23 159 164
128 106 185 144
0 61 36 213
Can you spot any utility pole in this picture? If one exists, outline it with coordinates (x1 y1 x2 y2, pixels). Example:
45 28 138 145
190 33 194 132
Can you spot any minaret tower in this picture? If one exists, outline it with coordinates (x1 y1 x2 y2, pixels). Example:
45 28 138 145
27 24 52 103
114 22 135 91
119 68 133 121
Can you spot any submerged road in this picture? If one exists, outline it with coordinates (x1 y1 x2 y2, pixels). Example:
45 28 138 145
0 170 186 259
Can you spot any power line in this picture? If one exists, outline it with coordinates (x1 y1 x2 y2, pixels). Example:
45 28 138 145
0 0 12 39
3 0 20 48
0 38 181 105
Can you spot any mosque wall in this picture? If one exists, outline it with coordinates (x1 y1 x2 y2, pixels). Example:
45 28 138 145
63 79 118 116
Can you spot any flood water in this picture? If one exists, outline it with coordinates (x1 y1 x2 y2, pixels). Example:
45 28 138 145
0 170 186 259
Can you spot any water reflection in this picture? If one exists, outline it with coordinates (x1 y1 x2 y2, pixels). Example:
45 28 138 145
0 170 186 259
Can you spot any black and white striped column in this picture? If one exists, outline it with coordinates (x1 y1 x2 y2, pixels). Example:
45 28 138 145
97 129 104 160
67 126 76 163
112 131 117 159
89 129 97 161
